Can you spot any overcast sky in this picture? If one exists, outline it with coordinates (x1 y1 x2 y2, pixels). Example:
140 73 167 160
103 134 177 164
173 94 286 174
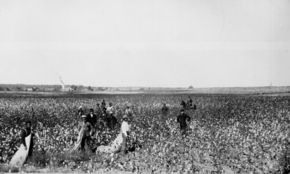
0 0 289 87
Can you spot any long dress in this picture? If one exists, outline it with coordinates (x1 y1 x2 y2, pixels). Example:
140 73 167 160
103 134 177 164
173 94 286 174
96 121 130 154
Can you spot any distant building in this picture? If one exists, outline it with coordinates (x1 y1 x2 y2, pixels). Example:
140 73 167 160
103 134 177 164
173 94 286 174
26 88 33 92
26 87 38 92
59 76 73 92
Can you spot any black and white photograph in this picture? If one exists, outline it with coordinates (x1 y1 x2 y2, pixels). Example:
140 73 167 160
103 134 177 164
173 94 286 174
0 0 290 173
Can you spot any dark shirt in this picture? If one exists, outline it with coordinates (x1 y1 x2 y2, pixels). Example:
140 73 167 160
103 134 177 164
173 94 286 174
101 101 106 108
87 113 97 126
161 106 169 114
181 101 186 108
177 113 191 129
106 115 118 129
83 122 92 137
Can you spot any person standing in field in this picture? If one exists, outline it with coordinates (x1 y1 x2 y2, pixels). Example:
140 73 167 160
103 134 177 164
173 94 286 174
87 108 97 126
10 120 38 168
180 100 186 109
106 102 117 130
187 96 193 108
160 103 169 121
95 103 104 130
72 115 93 152
177 109 191 135
161 103 169 115
20 121 33 158
77 106 84 117
107 102 115 116
101 99 106 110
81 115 93 152
87 108 97 136
119 115 131 154
125 105 134 120
95 103 102 118
96 115 131 154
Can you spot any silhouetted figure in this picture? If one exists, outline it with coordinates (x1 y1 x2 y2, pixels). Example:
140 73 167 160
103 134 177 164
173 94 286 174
180 100 186 109
80 115 93 152
177 109 191 135
161 103 169 115
101 99 106 110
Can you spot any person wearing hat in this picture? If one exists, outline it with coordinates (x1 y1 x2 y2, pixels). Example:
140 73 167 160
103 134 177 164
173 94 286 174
177 109 191 135
120 115 131 154
72 115 93 152
77 106 84 117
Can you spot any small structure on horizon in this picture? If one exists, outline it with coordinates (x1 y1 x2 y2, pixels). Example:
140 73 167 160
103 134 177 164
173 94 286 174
59 76 73 92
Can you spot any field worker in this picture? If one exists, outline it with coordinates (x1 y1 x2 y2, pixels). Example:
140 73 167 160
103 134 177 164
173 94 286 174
106 102 118 130
161 103 169 115
177 109 191 135
9 120 36 168
21 121 34 158
95 103 104 130
87 108 97 127
125 105 134 120
187 96 193 108
87 108 97 136
72 115 93 152
115 105 123 119
160 103 169 121
119 115 131 154
82 114 94 152
96 115 131 154
101 99 106 110
96 103 102 118
180 100 186 109
106 113 118 130
77 106 84 117
107 102 114 116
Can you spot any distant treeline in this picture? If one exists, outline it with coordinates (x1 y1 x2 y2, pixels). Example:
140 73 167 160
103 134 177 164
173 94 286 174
0 84 289 94
0 84 62 92
0 84 191 93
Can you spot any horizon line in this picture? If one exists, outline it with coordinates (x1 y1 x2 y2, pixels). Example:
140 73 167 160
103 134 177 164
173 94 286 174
0 83 288 89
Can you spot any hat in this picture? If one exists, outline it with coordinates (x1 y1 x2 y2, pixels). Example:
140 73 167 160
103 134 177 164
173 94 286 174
123 115 128 119
180 108 185 112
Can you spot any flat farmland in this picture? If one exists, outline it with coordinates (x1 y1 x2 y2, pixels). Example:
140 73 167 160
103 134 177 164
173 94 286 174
0 92 289 173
